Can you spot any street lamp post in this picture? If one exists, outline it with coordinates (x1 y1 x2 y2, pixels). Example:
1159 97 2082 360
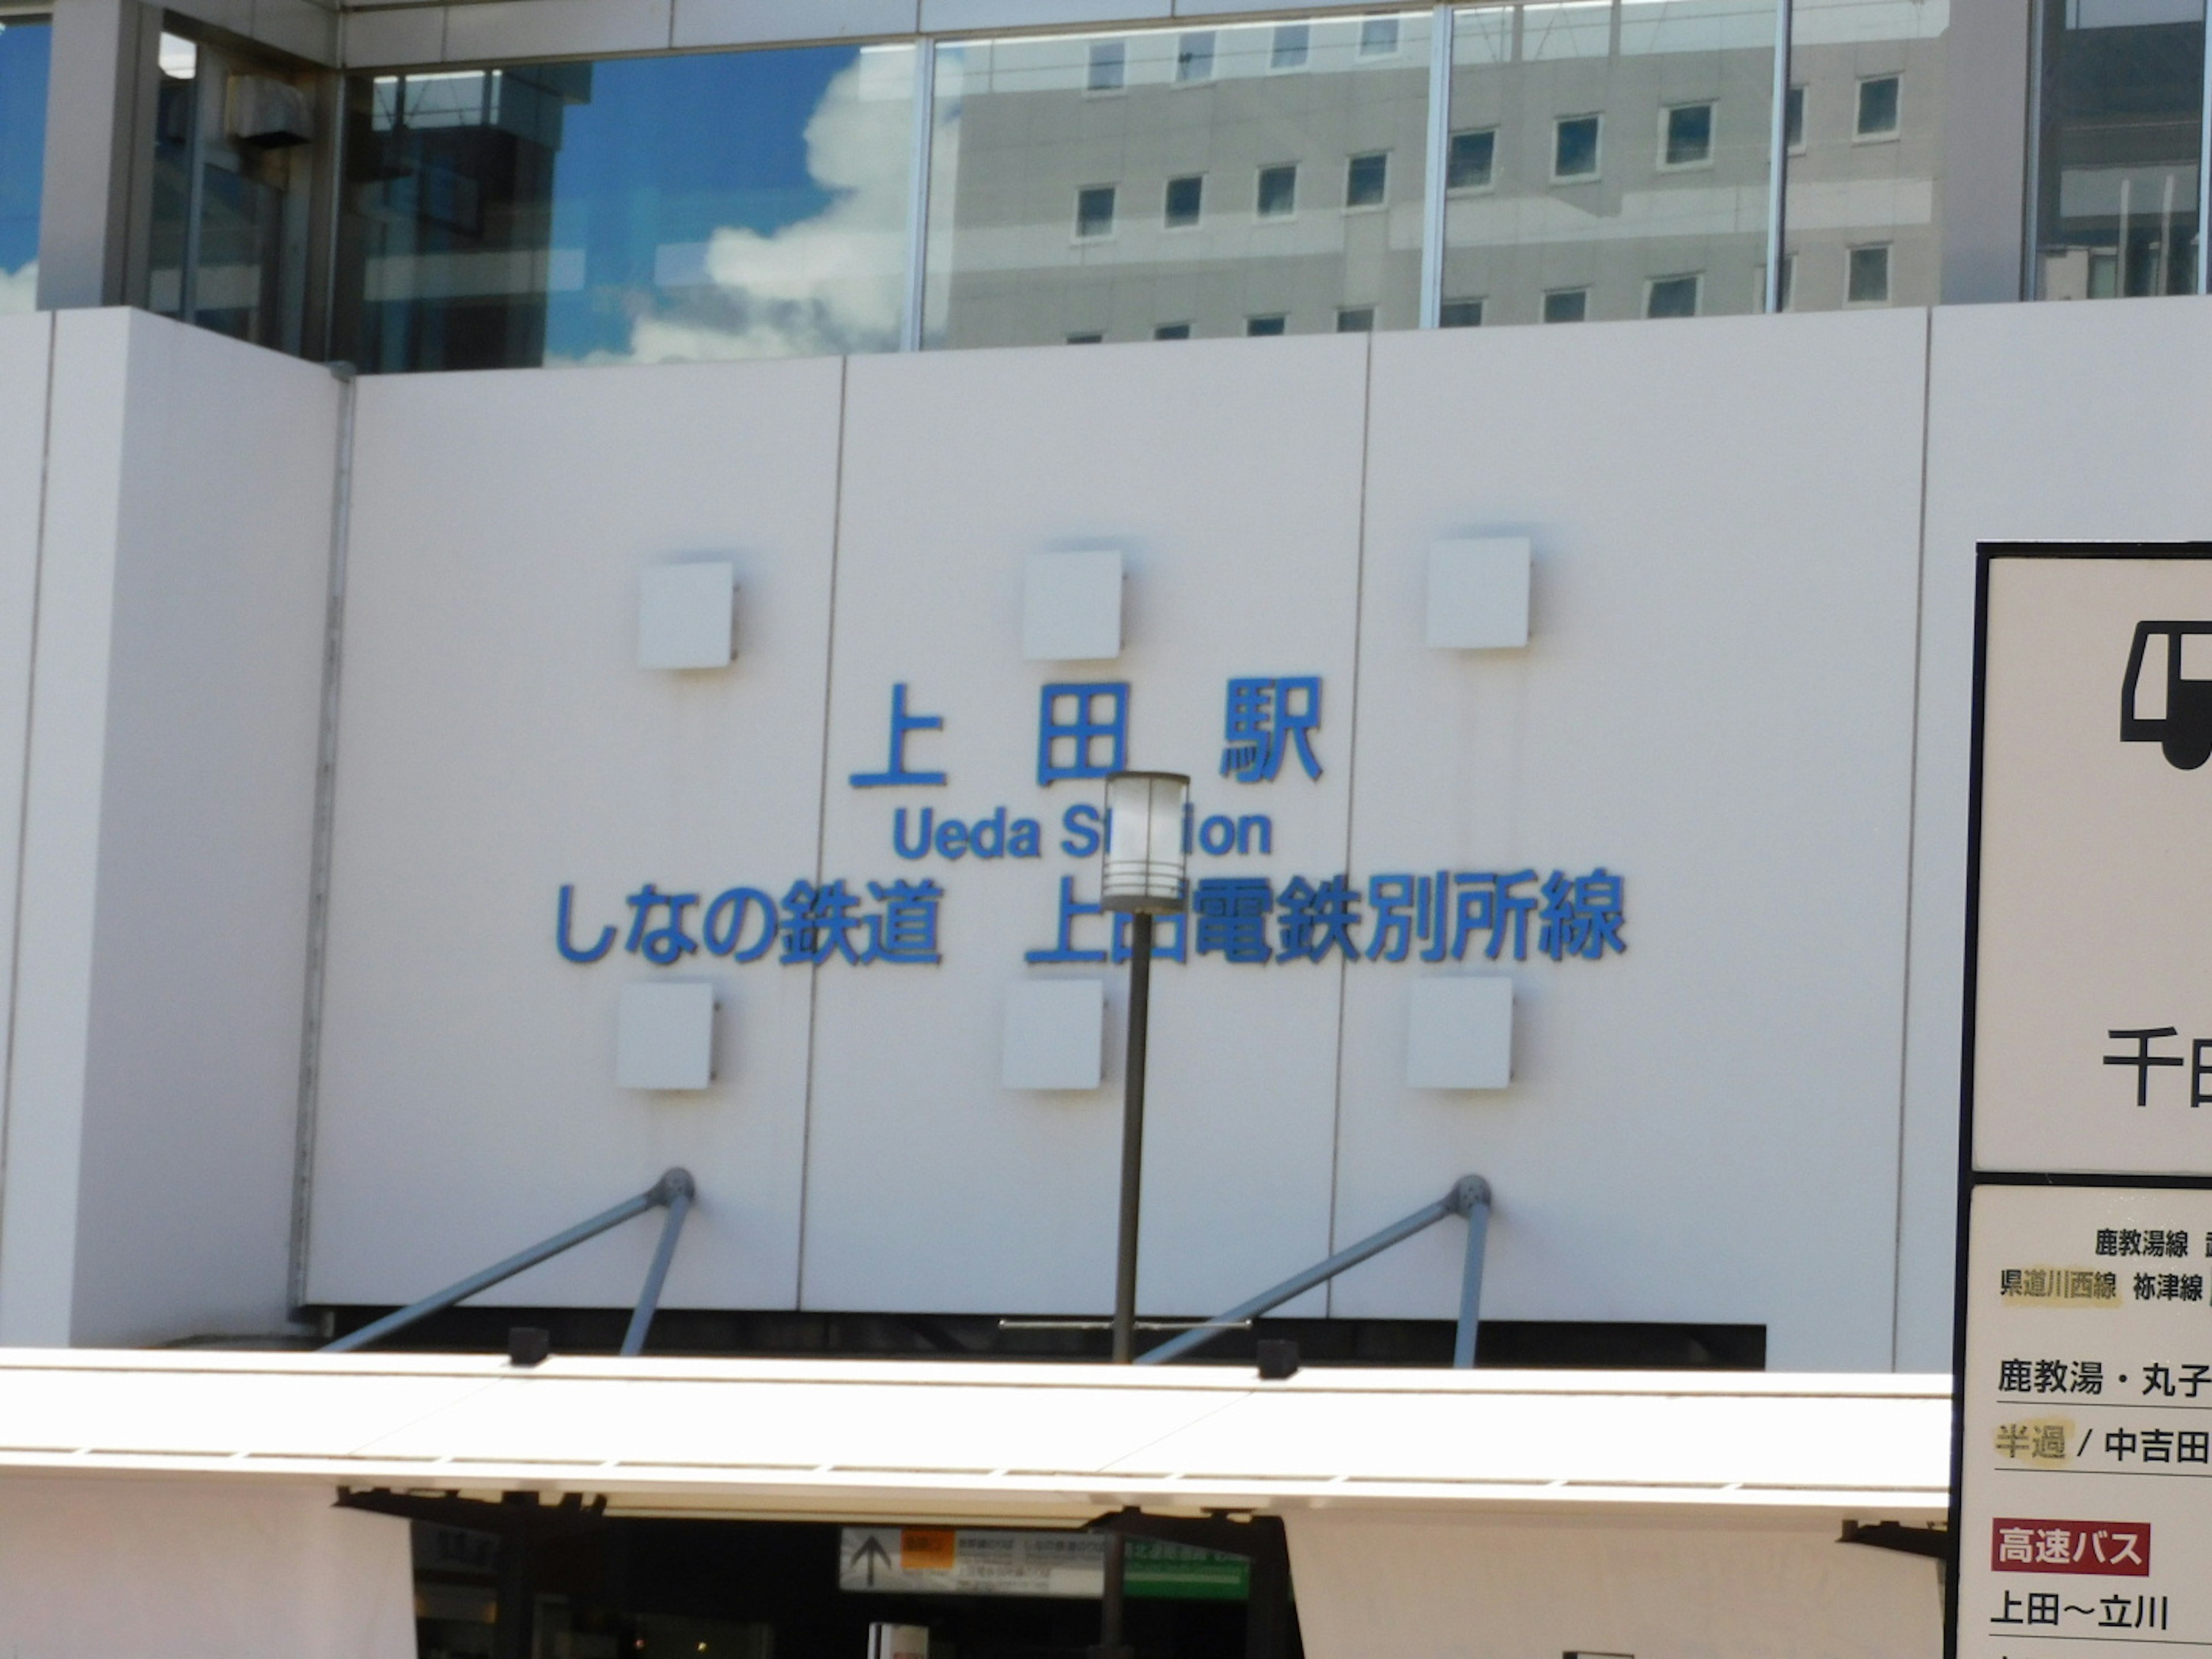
1094 770 1190 1659
1099 770 1191 1363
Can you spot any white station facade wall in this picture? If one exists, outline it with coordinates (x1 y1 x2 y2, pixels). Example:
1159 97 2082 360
310 311 1931 1370
13 298 2212 1365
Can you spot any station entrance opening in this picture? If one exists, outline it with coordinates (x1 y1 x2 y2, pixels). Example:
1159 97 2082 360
403 1512 1283 1659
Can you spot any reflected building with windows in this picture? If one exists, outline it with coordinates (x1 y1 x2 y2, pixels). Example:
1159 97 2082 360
924 17 1433 346
11 1 2212 360
1775 1 1950 312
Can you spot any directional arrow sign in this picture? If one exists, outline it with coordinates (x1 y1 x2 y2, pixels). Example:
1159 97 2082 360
847 1531 895 1589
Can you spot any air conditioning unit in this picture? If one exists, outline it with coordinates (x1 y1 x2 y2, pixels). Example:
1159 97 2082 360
228 74 313 147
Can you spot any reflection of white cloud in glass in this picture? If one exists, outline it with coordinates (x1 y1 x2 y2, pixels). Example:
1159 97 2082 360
0 261 36 315
575 55 910 365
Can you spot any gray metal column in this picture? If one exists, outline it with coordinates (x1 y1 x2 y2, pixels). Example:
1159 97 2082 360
1418 4 1455 328
1762 0 1791 312
325 1168 694 1353
1452 1176 1492 1368
1138 1176 1491 1366
899 40 937 353
36 0 158 310
620 1169 695 1356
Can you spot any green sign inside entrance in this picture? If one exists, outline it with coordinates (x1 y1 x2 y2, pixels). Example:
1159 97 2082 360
838 1528 1248 1601
1126 1539 1249 1601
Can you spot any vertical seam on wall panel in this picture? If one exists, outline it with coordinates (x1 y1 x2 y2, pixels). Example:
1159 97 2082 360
1323 333 1377 1315
287 371 358 1319
0 313 60 1272
795 355 851 1310
1889 306 1936 1371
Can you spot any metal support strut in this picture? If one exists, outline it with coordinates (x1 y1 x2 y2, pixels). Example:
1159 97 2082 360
324 1168 696 1354
1135 1175 1491 1368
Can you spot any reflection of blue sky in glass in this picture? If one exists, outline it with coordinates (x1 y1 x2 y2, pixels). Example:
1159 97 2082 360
0 19 51 310
538 44 912 362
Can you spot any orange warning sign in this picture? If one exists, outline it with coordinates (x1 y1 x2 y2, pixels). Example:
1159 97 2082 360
900 1529 957 1571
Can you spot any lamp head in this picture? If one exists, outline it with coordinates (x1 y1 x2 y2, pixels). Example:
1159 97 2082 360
1100 770 1190 914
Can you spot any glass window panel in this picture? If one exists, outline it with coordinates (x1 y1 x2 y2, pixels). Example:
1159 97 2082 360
1446 1 1774 327
924 15 1430 348
1846 240 1891 300
195 164 286 342
0 16 50 315
2033 0 2203 300
145 31 313 351
147 37 197 320
1336 302 1376 328
1360 17 1403 56
1089 39 1127 92
1854 72 1900 135
1781 0 1946 312
1647 270 1702 313
1448 127 1497 187
1076 184 1117 237
1153 320 1191 337
336 42 916 372
1554 113 1601 177
1440 296 1486 324
1664 101 1714 165
1164 173 1203 226
1784 81 1805 149
1346 150 1389 206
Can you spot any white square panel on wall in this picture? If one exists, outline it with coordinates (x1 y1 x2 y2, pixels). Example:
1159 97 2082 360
638 561 736 669
616 981 716 1091
1022 548 1123 661
1001 979 1105 1090
1426 536 1530 649
1406 976 1513 1090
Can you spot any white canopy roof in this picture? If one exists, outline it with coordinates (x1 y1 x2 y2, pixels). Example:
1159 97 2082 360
0 1351 1949 1524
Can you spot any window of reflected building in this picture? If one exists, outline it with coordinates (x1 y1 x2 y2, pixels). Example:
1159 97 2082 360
2034 0 2204 301
1444 0 1776 328
922 14 1432 349
334 43 917 372
0 14 50 315
1781 0 1945 312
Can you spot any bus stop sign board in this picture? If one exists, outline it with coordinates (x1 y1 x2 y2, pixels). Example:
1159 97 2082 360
1956 546 2212 1659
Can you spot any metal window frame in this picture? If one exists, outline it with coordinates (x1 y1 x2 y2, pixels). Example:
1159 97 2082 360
897 36 934 353
1764 0 1792 312
2199 0 2211 293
